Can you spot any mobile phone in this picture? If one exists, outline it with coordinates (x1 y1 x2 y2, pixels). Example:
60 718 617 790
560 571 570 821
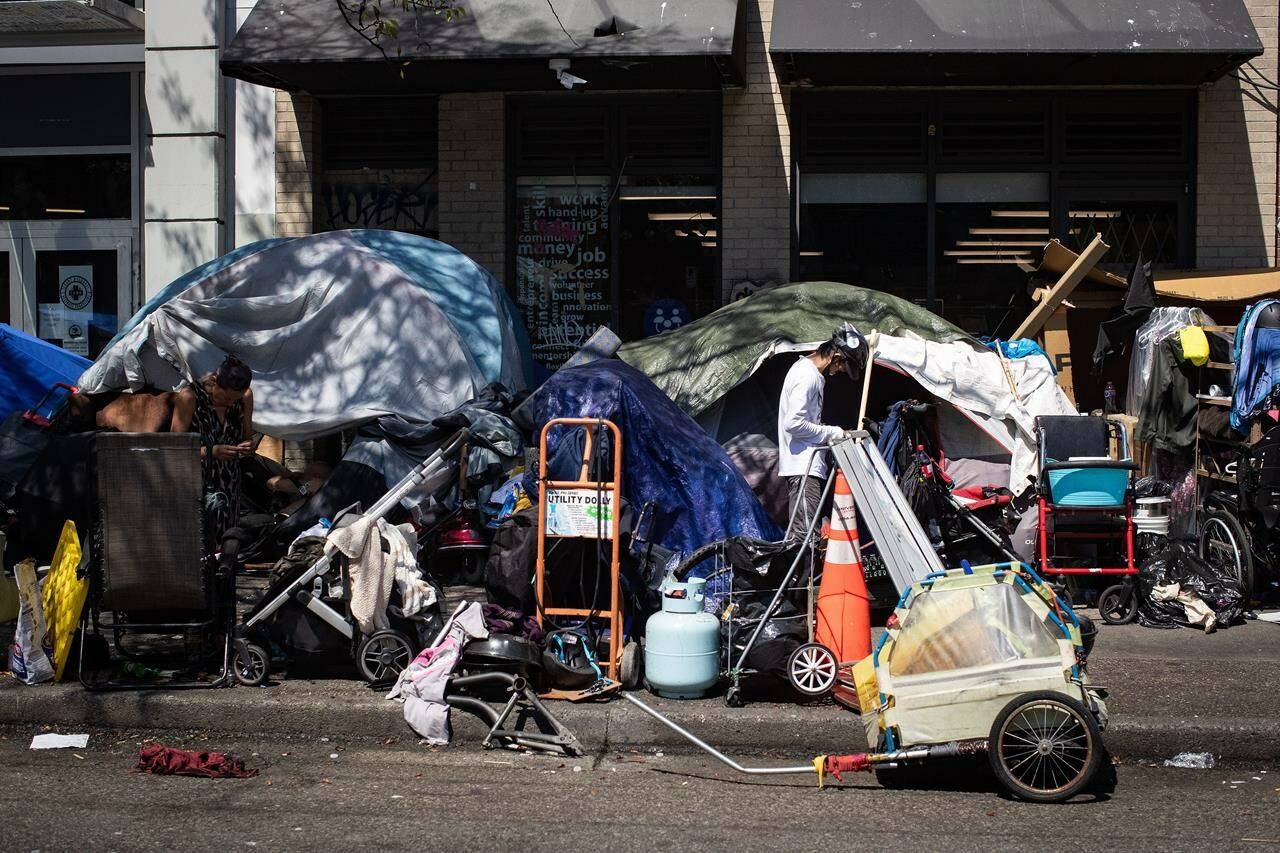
247 432 266 452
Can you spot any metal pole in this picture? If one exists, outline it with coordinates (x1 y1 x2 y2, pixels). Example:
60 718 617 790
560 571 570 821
622 694 816 776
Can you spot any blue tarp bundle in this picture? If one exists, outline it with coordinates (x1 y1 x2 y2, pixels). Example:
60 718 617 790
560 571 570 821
533 360 783 583
0 324 90 418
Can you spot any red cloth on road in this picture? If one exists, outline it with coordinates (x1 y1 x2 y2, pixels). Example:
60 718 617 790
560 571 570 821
136 744 258 778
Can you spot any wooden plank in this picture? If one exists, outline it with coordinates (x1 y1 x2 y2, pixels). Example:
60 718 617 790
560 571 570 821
1197 470 1238 484
1013 233 1109 340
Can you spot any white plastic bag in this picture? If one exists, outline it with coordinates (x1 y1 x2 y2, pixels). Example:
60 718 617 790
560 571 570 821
7 559 54 685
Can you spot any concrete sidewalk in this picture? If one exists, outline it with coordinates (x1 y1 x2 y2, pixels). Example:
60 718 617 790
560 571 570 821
3 615 1278 762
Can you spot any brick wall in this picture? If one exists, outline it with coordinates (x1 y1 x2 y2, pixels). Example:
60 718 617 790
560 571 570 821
721 0 791 297
275 90 317 237
438 92 506 281
1196 0 1278 268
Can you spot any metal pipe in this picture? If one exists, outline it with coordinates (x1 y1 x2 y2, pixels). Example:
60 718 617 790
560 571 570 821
730 467 836 675
622 693 816 776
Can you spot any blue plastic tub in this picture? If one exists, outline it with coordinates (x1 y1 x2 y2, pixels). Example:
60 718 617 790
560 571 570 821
1047 463 1128 507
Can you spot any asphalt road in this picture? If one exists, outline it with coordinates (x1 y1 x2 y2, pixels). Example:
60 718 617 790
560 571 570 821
3 729 1277 852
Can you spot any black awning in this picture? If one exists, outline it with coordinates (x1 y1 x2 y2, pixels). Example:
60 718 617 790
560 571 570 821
222 0 743 94
770 0 1263 86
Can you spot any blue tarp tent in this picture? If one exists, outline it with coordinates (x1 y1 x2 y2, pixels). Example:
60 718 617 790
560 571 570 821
80 230 533 440
0 324 90 417
534 360 782 584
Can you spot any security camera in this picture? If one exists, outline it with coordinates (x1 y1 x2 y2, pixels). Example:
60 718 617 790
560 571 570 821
549 58 587 89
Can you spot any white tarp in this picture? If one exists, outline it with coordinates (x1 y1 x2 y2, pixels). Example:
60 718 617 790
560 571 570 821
79 231 528 441
873 334 1077 495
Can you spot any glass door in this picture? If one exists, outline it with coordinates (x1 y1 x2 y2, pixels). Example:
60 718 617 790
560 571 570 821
0 229 132 359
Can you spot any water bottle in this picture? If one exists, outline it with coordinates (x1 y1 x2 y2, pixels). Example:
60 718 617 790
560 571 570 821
1104 381 1117 415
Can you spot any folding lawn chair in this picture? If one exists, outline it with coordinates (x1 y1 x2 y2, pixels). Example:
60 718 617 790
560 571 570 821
79 432 235 690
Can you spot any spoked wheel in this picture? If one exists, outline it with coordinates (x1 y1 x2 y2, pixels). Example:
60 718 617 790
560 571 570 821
233 642 270 687
357 630 414 684
1198 510 1254 599
787 642 838 697
1098 583 1138 625
988 692 1102 803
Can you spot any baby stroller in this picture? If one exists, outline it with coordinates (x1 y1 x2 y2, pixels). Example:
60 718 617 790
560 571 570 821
79 433 237 691
1035 416 1139 624
233 429 468 686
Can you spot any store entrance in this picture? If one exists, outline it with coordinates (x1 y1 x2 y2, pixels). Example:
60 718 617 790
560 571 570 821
0 224 132 359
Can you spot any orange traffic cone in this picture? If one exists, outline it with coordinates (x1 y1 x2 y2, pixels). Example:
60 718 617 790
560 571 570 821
815 470 871 709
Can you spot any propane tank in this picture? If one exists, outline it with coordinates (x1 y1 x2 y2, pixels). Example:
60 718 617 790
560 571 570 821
644 576 721 699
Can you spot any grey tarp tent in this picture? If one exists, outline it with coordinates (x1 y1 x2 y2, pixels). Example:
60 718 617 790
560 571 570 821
79 230 531 440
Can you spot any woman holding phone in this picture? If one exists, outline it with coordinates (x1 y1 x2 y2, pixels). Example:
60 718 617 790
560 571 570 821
170 354 255 546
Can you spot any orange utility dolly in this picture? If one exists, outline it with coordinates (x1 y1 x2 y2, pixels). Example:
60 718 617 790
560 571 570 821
535 417 639 687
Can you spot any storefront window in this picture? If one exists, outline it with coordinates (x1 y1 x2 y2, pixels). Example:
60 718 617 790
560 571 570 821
794 92 1194 311
0 155 131 220
935 172 1049 336
514 177 612 377
511 96 721 375
798 173 927 304
617 179 717 341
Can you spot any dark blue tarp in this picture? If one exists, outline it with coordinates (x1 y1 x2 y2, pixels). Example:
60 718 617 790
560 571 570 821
0 324 90 418
533 360 783 582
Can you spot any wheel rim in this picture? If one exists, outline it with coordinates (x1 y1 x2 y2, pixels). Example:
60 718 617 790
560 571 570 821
237 649 265 683
1101 589 1132 620
1202 517 1244 585
997 700 1093 796
362 636 411 682
792 646 836 694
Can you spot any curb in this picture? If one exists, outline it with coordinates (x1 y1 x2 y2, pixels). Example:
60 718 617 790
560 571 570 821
3 681 1278 763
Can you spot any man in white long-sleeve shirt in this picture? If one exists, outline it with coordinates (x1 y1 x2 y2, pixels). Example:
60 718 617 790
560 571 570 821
777 325 864 540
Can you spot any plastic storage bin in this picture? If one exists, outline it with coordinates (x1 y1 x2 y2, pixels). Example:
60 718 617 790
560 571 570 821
1047 459 1129 507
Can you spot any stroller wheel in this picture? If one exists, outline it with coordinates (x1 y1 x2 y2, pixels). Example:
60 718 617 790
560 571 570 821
358 630 415 684
1098 583 1138 625
787 642 838 697
234 642 270 687
988 691 1102 803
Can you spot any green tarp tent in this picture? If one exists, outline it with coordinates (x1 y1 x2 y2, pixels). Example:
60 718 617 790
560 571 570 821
618 281 971 417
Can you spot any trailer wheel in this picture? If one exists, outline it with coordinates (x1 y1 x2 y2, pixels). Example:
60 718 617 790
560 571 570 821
357 630 414 684
787 642 838 697
988 692 1102 803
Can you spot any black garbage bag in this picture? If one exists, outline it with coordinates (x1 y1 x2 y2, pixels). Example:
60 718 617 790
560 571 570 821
1137 539 1246 629
1134 476 1173 499
723 595 807 679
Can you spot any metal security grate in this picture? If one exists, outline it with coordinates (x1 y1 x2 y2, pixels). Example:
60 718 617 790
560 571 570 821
321 97 438 170
1062 104 1190 164
514 105 611 170
620 103 718 169
800 99 928 165
938 99 1048 164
